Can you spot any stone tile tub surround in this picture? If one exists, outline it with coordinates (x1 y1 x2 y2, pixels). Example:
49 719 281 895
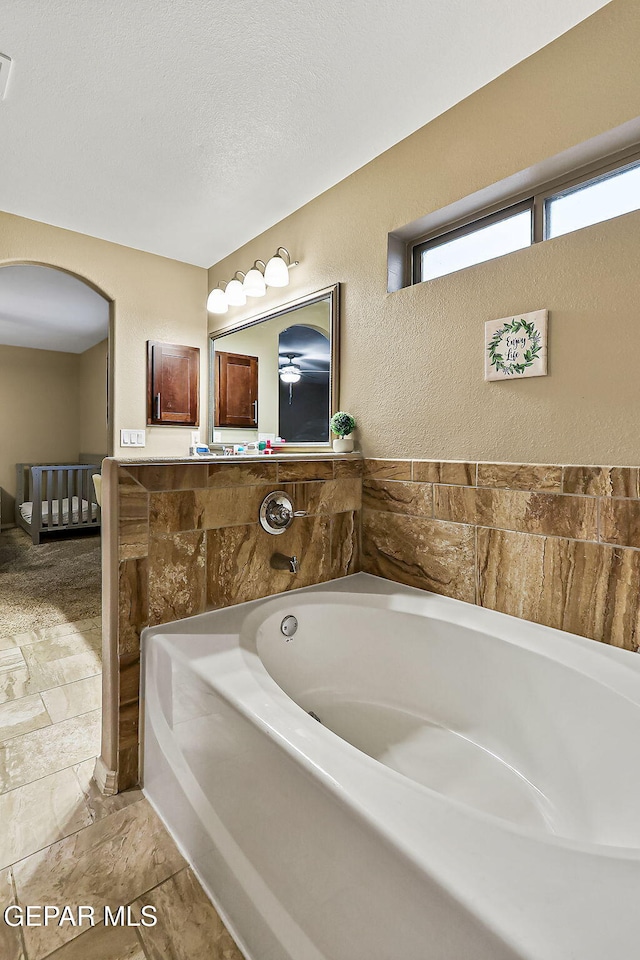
100 455 362 792
361 459 640 653
101 452 640 796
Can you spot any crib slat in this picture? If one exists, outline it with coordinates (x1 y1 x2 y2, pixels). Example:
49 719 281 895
78 468 84 525
82 468 89 525
93 469 101 525
30 468 42 543
57 469 64 530
77 468 84 527
47 468 54 530
68 469 74 525
86 468 92 525
79 468 84 525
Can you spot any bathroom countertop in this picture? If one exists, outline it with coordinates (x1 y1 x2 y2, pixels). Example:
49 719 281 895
108 451 363 465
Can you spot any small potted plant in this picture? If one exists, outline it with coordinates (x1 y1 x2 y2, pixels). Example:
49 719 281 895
330 411 356 453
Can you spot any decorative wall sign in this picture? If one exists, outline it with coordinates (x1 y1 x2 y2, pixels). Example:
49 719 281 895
485 309 548 381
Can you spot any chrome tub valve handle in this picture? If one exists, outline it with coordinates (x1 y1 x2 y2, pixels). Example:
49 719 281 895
260 491 306 534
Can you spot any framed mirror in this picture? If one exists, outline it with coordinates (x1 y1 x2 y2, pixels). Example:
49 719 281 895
208 284 339 448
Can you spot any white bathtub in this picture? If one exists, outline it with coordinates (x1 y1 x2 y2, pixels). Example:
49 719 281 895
142 573 640 960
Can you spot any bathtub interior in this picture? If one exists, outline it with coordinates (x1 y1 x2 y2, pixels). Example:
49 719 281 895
143 645 523 960
248 599 640 848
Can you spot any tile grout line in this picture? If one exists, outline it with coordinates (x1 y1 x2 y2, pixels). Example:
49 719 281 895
39 693 55 728
125 863 188 908
8 865 29 960
474 525 479 605
69 760 100 826
135 926 153 960
7 793 149 874
359 506 640 551
0 710 102 795
2 804 95 873
39 671 102 698
17 625 103 653
0 619 102 651
37 864 197 960
0 666 102 708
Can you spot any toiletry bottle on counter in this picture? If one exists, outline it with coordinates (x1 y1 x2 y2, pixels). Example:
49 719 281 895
190 443 213 457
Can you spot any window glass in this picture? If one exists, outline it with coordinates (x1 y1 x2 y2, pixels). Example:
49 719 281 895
546 160 640 239
420 209 532 282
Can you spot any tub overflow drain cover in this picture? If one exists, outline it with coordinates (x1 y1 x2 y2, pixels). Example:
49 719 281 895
280 615 298 638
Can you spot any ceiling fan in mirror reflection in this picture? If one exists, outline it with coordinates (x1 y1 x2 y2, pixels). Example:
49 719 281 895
279 356 301 384
280 355 302 405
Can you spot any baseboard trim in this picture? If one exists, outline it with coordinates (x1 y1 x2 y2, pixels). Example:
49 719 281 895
93 756 118 796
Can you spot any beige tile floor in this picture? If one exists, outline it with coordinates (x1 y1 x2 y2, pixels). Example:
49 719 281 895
0 617 245 960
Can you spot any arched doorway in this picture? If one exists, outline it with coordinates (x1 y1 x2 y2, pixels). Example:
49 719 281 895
278 323 331 442
0 261 111 722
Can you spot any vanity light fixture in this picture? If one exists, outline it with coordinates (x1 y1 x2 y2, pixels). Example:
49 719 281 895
279 356 302 384
265 247 295 288
225 272 247 307
207 247 299 312
243 261 267 298
206 283 228 315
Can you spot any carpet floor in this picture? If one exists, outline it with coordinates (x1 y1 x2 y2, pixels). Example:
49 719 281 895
0 527 101 636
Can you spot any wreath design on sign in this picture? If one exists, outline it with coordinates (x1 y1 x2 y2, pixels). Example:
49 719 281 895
487 317 542 376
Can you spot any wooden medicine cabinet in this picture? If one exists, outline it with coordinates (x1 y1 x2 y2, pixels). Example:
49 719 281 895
147 341 200 426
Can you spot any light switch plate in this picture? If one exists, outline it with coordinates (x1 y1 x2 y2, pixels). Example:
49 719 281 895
120 429 146 447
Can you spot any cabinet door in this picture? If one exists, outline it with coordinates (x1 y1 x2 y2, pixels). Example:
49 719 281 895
147 342 200 426
215 352 258 428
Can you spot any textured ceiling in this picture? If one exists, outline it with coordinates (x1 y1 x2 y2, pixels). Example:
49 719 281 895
0 0 610 267
0 265 109 352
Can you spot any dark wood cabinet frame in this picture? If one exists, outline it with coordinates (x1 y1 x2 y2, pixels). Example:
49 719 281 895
214 351 259 428
147 341 200 426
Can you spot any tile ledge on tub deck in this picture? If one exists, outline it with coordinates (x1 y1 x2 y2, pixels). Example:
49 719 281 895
111 452 363 464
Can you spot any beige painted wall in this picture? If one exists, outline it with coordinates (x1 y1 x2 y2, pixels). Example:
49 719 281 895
208 0 640 464
0 213 207 462
0 345 80 522
79 338 109 457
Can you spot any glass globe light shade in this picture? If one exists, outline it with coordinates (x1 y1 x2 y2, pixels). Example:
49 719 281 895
206 287 228 314
264 254 290 288
225 278 247 306
243 268 266 298
280 363 301 384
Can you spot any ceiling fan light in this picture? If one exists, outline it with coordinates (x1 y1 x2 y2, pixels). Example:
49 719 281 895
243 267 266 298
280 362 301 384
264 255 290 288
225 278 246 306
206 287 228 314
